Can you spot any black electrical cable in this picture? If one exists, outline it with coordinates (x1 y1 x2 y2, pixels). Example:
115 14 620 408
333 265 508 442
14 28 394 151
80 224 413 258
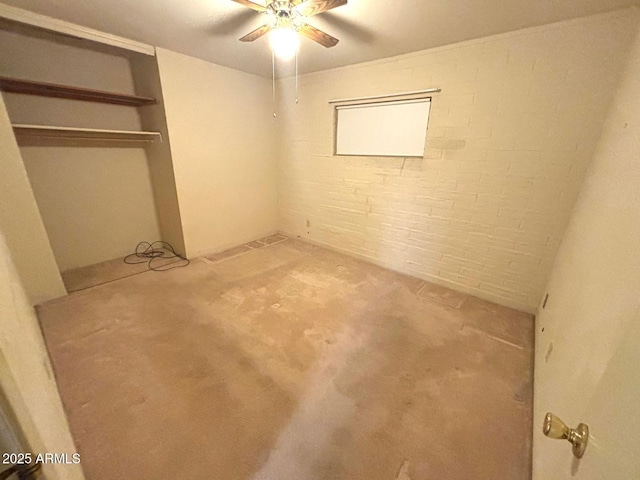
123 241 189 272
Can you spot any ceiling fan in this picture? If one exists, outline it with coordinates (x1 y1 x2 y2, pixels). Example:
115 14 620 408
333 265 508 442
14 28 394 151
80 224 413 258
232 0 347 48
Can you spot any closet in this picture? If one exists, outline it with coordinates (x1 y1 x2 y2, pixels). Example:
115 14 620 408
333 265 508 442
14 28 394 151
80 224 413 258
0 21 183 292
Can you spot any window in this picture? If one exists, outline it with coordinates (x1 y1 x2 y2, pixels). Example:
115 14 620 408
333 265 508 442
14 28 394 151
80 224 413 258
334 97 431 157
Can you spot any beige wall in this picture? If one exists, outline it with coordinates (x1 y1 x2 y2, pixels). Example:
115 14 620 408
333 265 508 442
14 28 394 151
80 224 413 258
0 29 162 271
0 232 85 479
131 55 186 255
0 93 65 304
533 20 640 479
277 10 638 312
21 147 161 270
156 48 278 258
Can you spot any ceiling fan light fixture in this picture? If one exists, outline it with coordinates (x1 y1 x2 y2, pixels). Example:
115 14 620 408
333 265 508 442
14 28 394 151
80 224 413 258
270 27 300 60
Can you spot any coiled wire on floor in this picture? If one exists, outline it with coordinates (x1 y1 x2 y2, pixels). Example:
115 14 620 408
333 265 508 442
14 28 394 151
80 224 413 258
123 241 189 271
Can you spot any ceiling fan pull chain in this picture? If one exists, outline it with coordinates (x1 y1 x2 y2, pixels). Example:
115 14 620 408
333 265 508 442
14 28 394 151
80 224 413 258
295 48 299 104
272 48 277 118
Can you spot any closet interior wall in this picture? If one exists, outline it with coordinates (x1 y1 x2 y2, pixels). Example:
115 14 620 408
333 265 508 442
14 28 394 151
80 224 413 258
0 25 178 273
130 55 186 255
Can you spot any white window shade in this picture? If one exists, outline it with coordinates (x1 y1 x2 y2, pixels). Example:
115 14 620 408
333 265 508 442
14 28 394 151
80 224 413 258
335 98 431 157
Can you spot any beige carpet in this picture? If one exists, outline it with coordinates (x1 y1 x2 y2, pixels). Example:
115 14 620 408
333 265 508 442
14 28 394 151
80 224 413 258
38 237 533 480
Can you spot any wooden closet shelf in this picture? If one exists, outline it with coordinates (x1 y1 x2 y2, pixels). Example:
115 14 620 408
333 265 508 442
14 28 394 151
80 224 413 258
12 124 162 145
0 76 157 106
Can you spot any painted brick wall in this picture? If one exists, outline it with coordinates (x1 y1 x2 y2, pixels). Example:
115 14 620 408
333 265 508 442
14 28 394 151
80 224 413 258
276 9 639 313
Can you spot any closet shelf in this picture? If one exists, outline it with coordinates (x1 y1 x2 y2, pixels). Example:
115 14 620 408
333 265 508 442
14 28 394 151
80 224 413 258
12 124 162 145
0 76 157 107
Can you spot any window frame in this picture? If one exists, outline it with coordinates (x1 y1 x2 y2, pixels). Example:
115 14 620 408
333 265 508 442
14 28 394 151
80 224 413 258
332 95 432 158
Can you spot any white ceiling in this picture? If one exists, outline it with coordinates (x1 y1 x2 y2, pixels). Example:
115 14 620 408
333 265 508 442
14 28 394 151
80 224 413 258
1 0 638 77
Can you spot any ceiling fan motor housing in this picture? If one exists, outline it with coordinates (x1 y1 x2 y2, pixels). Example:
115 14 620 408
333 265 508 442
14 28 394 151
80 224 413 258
267 1 302 29
234 0 343 48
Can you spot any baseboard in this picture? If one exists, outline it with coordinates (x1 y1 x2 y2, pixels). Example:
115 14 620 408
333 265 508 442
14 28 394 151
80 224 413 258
193 230 280 259
278 229 536 315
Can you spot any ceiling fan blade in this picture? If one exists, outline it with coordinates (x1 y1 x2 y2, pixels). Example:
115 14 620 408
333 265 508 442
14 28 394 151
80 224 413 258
239 24 272 42
295 0 347 17
319 11 376 43
231 0 266 12
298 24 339 48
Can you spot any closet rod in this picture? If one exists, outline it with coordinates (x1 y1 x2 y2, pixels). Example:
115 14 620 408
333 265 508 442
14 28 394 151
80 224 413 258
328 88 441 105
12 124 162 144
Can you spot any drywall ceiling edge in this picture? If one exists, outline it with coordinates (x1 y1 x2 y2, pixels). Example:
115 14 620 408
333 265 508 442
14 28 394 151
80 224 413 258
0 3 155 55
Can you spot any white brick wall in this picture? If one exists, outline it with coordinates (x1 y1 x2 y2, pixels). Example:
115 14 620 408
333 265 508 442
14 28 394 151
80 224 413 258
276 10 639 312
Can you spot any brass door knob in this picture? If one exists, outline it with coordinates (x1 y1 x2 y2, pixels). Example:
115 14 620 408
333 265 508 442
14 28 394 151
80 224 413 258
543 412 589 458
